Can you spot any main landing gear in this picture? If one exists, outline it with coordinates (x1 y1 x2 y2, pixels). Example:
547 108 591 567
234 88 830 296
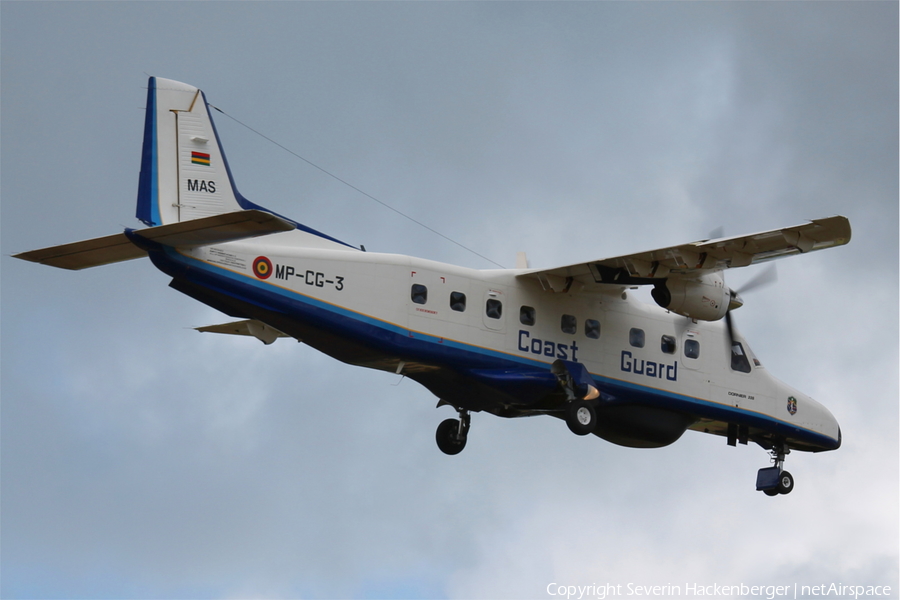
551 359 599 436
565 400 597 436
436 409 470 455
756 445 794 496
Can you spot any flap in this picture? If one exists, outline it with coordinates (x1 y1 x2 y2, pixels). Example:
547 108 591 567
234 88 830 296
520 216 851 289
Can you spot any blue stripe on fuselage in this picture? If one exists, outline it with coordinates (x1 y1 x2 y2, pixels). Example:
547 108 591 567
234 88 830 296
154 247 839 451
591 375 839 451
154 247 520 371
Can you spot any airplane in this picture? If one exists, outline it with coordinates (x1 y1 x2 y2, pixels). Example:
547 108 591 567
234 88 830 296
15 77 851 496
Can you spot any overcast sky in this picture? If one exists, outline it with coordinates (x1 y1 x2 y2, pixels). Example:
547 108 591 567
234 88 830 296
2 3 897 599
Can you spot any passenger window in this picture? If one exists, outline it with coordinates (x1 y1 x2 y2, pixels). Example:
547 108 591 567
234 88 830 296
411 284 427 305
486 299 503 320
629 328 645 348
661 335 676 354
520 305 536 326
450 291 466 312
731 342 752 373
585 319 600 339
684 339 700 359
561 314 577 335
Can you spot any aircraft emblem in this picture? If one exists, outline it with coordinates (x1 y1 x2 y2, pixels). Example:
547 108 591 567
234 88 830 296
787 396 798 416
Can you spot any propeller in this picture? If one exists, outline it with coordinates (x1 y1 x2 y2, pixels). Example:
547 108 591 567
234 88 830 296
736 262 779 295
725 263 778 348
703 224 779 352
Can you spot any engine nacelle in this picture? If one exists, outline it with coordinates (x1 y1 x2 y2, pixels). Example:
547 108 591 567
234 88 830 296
651 272 730 321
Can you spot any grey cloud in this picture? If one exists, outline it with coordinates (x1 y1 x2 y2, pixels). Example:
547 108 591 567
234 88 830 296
2 2 896 598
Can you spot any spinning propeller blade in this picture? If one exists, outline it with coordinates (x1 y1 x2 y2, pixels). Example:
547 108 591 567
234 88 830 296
725 263 778 348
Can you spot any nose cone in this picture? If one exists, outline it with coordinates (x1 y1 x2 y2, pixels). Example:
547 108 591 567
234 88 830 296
806 396 842 451
821 404 842 450
777 381 842 451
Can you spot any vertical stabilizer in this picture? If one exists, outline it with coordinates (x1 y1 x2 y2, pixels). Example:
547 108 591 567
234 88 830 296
136 77 244 226
134 76 356 251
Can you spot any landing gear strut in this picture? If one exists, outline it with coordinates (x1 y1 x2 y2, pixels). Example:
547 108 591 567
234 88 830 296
551 360 599 436
756 445 793 496
436 409 470 455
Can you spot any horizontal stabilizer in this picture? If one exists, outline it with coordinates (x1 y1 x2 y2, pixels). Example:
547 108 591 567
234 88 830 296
195 319 291 345
13 232 147 270
134 209 295 247
14 210 295 270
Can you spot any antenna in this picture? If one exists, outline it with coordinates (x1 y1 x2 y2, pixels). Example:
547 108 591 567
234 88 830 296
210 105 506 269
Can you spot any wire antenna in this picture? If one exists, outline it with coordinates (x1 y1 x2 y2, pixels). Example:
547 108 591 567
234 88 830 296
210 105 505 269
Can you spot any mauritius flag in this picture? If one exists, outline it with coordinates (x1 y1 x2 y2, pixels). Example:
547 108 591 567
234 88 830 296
191 151 210 166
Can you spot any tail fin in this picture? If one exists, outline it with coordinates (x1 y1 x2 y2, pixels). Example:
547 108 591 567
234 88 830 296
135 77 355 250
136 77 245 226
16 77 358 270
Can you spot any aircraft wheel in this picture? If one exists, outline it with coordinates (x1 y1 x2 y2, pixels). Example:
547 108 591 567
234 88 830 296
777 471 794 495
436 418 467 455
566 401 596 436
763 488 779 497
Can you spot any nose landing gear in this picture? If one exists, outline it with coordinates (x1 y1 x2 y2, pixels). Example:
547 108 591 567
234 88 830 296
756 445 793 496
436 409 470 455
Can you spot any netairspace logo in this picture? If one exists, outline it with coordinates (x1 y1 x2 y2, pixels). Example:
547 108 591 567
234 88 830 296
545 582 894 600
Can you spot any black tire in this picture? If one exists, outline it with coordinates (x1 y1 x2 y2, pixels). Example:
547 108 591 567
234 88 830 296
763 488 779 497
777 471 794 495
566 401 596 436
436 418 467 455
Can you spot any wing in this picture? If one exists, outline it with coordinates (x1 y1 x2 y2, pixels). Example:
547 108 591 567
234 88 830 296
520 216 851 291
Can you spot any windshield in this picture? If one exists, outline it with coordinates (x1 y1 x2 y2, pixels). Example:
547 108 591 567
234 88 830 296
731 342 752 373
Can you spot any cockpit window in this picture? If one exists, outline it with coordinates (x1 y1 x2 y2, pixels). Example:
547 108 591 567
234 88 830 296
731 342 752 373
744 341 762 368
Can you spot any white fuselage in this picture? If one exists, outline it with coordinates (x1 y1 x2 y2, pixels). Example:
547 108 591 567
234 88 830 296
180 229 840 450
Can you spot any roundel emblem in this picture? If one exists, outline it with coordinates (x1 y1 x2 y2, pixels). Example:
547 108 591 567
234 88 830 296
253 256 273 279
